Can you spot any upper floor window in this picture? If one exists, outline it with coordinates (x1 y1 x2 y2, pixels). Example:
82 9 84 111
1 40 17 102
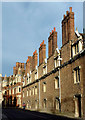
43 82 46 93
35 72 38 80
43 66 47 75
71 39 83 57
32 87 34 95
54 57 59 68
29 75 31 83
43 59 47 75
35 66 38 80
13 88 14 94
55 77 59 89
19 87 21 92
27 89 28 97
35 86 37 95
23 91 24 98
27 72 31 83
29 89 31 96
73 66 80 84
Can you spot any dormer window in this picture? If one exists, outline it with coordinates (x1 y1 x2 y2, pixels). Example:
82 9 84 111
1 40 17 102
35 66 38 80
43 59 47 75
28 75 31 83
54 48 60 68
54 57 59 68
71 39 83 57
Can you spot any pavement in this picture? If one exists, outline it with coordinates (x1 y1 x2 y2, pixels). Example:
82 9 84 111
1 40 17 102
2 108 83 120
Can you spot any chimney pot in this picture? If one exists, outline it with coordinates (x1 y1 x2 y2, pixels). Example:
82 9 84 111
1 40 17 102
69 7 72 12
50 32 51 35
64 14 65 19
66 11 69 15
54 27 56 31
52 30 53 33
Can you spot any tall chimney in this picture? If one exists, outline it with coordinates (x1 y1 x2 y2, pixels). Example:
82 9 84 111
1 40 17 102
48 27 57 58
39 40 46 66
62 7 74 46
32 50 38 71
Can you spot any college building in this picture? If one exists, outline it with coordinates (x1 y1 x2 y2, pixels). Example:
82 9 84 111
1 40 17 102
2 7 85 119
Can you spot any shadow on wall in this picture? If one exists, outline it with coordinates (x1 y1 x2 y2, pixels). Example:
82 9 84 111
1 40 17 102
0 103 2 120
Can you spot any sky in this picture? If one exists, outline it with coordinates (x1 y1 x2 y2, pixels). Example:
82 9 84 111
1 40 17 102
2 2 83 77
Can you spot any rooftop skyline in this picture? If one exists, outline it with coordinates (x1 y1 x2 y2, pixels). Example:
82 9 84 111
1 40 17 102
2 2 83 77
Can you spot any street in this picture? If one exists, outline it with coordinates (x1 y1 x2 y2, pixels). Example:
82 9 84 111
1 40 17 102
2 108 82 120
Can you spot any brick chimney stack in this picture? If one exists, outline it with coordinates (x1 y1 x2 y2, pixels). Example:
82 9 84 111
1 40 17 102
25 56 32 75
39 40 46 66
16 62 20 68
13 67 17 75
48 27 57 58
21 63 24 68
62 7 74 46
32 50 38 71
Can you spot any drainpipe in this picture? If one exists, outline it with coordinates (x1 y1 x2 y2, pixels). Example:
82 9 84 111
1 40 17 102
37 67 40 110
39 80 40 110
58 54 62 112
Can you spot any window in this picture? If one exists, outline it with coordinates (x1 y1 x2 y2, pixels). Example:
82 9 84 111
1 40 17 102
32 87 34 95
43 82 46 92
27 78 28 84
13 88 14 94
54 58 59 68
72 40 83 57
43 99 47 108
35 100 38 109
55 78 59 89
29 76 31 83
55 99 59 110
73 66 80 84
9 89 11 95
35 86 37 95
19 87 21 92
43 66 47 75
23 91 24 98
35 72 38 80
29 89 31 96
27 89 28 96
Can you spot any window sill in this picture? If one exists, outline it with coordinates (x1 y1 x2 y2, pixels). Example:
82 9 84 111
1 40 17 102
55 88 59 90
74 82 80 85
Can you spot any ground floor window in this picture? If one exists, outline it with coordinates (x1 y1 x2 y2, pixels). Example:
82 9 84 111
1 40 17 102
35 100 38 109
74 95 81 117
43 99 47 108
55 99 59 110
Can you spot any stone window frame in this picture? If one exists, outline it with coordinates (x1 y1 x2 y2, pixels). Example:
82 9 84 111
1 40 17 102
23 91 24 98
43 82 46 93
19 87 21 92
43 59 47 75
55 98 59 110
43 98 47 108
32 87 35 95
35 100 38 109
35 86 37 95
54 76 59 89
73 66 81 84
71 39 83 57
27 89 28 97
29 88 31 96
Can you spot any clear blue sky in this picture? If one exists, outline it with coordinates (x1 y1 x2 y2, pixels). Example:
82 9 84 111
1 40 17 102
2 2 83 77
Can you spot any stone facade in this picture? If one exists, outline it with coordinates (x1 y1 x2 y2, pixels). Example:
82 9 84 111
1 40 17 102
2 7 85 119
